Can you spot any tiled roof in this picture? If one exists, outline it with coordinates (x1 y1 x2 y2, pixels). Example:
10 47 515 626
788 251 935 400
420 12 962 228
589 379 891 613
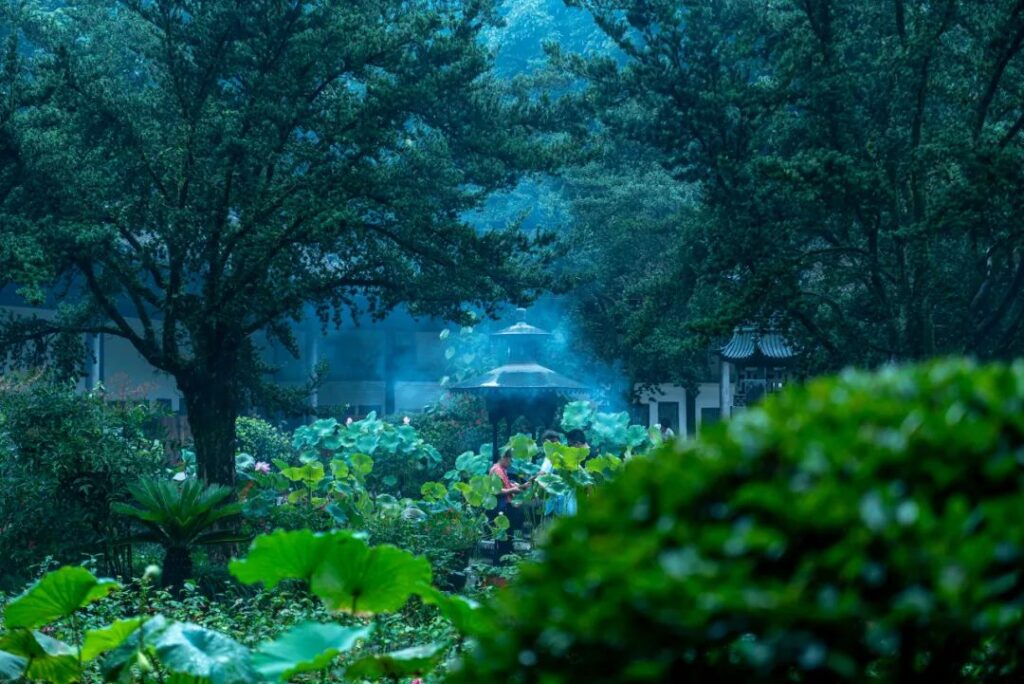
719 327 797 361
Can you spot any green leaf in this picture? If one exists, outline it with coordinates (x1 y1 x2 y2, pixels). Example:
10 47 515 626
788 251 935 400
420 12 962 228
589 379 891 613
320 434 342 451
561 401 596 431
0 650 25 681
420 588 492 635
569 468 595 488
330 459 350 479
234 453 255 472
0 630 78 684
4 566 119 629
152 622 254 684
507 433 538 460
420 481 448 502
230 529 356 588
355 432 380 454
493 513 510 531
280 462 325 485
82 617 143 662
544 442 589 471
453 450 491 477
590 411 630 448
624 424 650 449
378 429 401 453
310 538 432 616
100 615 170 682
536 473 572 497
346 643 446 679
251 623 372 681
585 454 623 477
350 453 374 476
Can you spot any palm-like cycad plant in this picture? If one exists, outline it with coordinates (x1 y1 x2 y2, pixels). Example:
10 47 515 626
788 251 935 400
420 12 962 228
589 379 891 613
113 478 248 588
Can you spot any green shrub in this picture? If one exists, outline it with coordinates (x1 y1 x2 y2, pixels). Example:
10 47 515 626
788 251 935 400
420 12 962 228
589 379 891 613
0 377 164 588
451 360 1024 683
235 417 292 465
414 394 492 471
291 414 443 498
113 479 248 590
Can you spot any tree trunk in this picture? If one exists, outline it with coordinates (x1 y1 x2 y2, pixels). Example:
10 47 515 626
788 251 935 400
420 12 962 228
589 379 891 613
162 547 193 593
182 376 239 487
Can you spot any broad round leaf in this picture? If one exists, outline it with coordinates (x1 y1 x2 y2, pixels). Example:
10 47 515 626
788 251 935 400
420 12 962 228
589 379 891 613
280 462 325 484
81 617 144 662
101 615 170 681
350 453 374 476
420 481 447 502
589 411 630 448
310 538 432 615
230 529 355 588
421 589 492 636
535 473 572 497
345 643 446 679
251 623 372 681
585 454 622 477
0 631 78 684
235 453 255 472
0 650 25 681
4 566 119 629
560 401 596 431
543 442 589 471
153 622 254 684
508 434 538 460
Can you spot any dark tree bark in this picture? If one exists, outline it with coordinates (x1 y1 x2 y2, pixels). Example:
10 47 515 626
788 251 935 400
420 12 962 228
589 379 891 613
181 366 240 487
162 547 193 594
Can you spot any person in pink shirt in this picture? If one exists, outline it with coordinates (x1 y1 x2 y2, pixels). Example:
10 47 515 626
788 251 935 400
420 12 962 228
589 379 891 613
489 448 529 561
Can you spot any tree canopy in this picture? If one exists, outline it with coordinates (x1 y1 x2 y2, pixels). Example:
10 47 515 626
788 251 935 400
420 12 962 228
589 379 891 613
0 0 568 483
554 0 1024 377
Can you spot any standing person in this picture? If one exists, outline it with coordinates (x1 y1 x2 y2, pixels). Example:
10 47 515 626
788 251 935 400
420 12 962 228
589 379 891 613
542 429 585 517
659 419 676 439
489 448 528 562
537 430 565 516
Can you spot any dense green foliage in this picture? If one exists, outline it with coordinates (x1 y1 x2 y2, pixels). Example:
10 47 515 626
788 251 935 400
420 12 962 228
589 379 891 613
0 0 564 485
453 360 1024 682
5 362 1024 682
113 479 248 590
0 529 472 683
552 0 1024 380
0 376 163 589
234 418 292 468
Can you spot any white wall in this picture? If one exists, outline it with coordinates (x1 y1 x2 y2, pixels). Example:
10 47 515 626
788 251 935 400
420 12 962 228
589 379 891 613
633 381 727 438
2 304 184 411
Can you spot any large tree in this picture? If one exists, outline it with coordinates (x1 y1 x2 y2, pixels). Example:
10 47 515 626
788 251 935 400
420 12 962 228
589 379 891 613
560 0 1024 374
0 0 562 484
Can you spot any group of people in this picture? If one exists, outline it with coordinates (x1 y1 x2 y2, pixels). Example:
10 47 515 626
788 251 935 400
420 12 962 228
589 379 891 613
486 428 588 561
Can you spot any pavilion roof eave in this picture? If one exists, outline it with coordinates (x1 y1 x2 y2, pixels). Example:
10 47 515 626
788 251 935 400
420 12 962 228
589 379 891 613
717 327 798 363
449 362 588 394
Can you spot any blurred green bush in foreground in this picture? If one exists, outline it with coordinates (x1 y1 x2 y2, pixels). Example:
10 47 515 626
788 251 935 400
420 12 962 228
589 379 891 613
452 360 1024 683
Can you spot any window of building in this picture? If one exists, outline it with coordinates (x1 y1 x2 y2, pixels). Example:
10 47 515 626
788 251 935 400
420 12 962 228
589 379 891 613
629 404 650 427
657 401 679 433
